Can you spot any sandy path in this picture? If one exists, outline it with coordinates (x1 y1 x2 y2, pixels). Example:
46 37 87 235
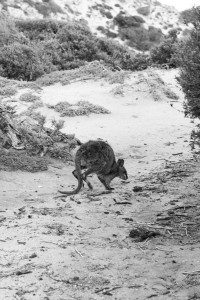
0 68 199 300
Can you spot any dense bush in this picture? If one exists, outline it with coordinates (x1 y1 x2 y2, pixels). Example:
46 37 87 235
137 6 150 16
100 8 113 19
150 29 179 67
0 17 153 80
176 8 200 119
16 19 64 40
179 8 195 25
0 43 46 80
120 26 162 51
114 11 162 51
148 26 163 43
56 22 98 64
35 0 64 17
114 13 145 27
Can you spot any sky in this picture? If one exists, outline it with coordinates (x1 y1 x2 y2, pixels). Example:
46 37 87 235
159 0 200 11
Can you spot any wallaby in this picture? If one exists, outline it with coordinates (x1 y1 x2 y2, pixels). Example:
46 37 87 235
58 140 128 195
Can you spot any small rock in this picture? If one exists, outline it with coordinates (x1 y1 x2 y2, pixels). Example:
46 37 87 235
129 227 161 242
29 253 37 259
133 186 143 192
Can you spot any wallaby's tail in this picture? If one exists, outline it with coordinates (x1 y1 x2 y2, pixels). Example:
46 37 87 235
58 150 83 195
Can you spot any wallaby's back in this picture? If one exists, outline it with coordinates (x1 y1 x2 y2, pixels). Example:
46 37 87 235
79 140 116 174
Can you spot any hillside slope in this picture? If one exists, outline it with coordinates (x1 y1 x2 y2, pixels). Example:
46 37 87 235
0 0 187 50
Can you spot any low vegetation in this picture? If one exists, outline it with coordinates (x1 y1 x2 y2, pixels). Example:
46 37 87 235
173 7 200 150
176 9 200 119
48 100 110 117
0 13 153 81
0 102 79 172
150 29 179 67
19 92 41 102
114 12 163 51
0 11 181 82
37 60 131 86
0 148 49 172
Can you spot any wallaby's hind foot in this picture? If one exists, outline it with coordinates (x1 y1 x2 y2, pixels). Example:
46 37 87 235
106 186 114 190
82 172 93 190
86 180 93 190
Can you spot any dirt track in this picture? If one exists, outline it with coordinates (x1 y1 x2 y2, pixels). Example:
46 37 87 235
1 158 200 300
0 69 200 300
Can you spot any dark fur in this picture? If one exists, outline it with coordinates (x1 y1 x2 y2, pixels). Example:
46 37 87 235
58 140 128 195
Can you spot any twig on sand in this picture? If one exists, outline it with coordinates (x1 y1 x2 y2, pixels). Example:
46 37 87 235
16 270 32 276
154 247 173 252
183 270 200 275
54 194 68 199
0 263 51 278
95 284 143 294
166 204 196 211
88 191 112 197
185 227 188 236
75 248 83 257
7 222 32 228
69 76 100 84
95 286 122 294
113 199 132 205
41 241 59 247
48 274 71 284
132 221 173 230
142 237 150 246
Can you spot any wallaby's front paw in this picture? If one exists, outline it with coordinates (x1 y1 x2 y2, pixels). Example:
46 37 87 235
87 182 93 190
106 186 114 190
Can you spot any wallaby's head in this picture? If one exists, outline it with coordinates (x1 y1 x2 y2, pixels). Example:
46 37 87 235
117 159 128 180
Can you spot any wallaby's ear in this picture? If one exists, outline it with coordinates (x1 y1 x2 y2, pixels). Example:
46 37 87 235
117 159 124 167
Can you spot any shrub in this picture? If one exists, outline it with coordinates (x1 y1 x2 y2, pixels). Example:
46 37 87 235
114 13 145 28
150 29 179 67
180 8 195 25
163 89 179 100
55 22 98 64
35 0 64 17
0 17 151 79
100 9 113 19
16 19 64 41
19 92 40 102
0 86 17 96
128 53 151 71
137 6 150 16
0 148 48 172
49 100 110 117
176 12 200 118
0 43 45 80
148 26 163 43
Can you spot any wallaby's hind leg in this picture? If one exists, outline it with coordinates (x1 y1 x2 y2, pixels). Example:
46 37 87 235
72 169 93 190
85 178 93 190
97 176 114 191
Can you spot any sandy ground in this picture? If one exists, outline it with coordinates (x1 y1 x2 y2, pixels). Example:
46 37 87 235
1 68 200 300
